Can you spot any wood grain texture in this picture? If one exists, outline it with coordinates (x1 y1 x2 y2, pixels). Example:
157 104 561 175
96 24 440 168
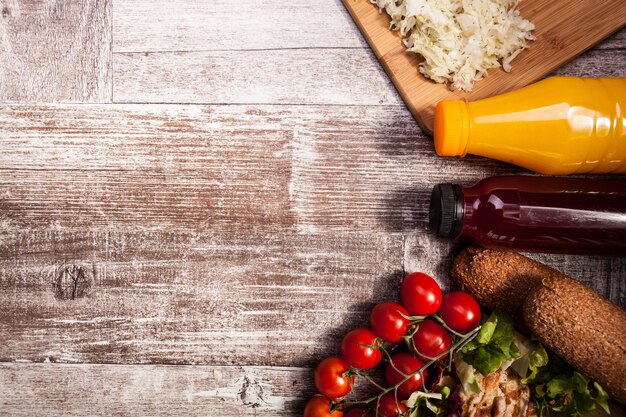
0 363 314 416
112 46 626 106
342 0 626 132
552 48 626 78
113 0 366 52
0 103 523 233
1 1 625 415
112 0 626 53
0 230 404 365
0 363 623 416
0 102 516 366
1 103 623 370
113 48 400 105
0 0 112 103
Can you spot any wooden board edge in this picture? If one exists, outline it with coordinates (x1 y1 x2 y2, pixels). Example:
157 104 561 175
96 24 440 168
342 0 626 135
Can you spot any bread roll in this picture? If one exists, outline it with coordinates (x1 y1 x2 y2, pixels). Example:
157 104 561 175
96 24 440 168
451 246 626 405
524 275 626 405
451 246 556 324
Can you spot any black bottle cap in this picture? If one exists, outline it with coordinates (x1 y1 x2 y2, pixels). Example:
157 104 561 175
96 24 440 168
429 183 464 238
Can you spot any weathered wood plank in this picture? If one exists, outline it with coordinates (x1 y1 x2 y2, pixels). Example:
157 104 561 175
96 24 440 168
0 230 403 365
112 0 366 52
553 48 626 77
112 48 400 105
0 104 522 233
404 234 626 308
0 363 624 417
0 363 313 416
112 48 625 105
0 0 111 102
112 0 625 53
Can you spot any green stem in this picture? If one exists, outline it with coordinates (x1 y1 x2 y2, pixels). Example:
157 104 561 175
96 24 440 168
353 369 387 392
431 315 467 338
398 311 428 322
381 345 409 378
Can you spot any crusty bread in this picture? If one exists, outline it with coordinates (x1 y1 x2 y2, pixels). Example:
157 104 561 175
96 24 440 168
451 246 558 325
451 246 626 405
524 275 626 405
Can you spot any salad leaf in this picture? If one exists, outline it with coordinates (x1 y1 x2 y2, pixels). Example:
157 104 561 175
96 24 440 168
475 318 497 344
453 357 481 395
459 310 520 376
455 310 611 417
546 375 575 397
426 362 446 392
406 391 443 417
405 391 443 407
437 385 451 399
521 346 549 384
532 359 611 417
441 393 463 417
593 382 610 414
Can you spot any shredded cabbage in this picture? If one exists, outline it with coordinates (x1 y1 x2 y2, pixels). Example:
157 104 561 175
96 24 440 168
371 0 535 91
454 356 482 395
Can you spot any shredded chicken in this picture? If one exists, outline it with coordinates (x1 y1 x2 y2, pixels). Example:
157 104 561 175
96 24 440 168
459 368 537 417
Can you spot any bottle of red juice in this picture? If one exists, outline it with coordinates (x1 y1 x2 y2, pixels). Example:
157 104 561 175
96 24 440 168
429 176 626 255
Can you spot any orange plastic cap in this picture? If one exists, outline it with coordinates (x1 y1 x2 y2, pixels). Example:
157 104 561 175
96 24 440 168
434 100 469 157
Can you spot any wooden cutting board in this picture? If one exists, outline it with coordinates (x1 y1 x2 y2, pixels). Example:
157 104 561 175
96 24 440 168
343 0 626 134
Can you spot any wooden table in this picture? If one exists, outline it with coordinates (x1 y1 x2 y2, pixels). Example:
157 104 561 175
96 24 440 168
0 1 624 415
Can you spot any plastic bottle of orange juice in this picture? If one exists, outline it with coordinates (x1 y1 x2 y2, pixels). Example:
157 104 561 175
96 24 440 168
434 77 626 175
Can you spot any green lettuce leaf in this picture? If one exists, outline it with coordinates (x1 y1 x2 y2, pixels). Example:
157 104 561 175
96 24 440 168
522 346 549 384
459 310 520 376
454 357 481 395
405 391 443 417
547 375 576 397
532 361 612 417
455 310 611 417
593 382 610 414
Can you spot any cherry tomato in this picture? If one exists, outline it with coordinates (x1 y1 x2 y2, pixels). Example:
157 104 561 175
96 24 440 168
377 392 409 417
411 319 452 362
341 328 382 370
304 396 344 417
370 302 411 343
400 272 442 316
344 407 373 417
314 357 353 399
384 352 428 399
438 291 482 334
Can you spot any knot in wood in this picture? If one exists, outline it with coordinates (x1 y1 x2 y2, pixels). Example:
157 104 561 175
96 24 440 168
237 375 266 408
53 264 92 300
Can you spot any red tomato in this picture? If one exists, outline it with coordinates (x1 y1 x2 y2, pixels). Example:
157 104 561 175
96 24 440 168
377 392 409 417
344 407 373 417
411 319 452 362
370 302 411 343
304 396 343 417
400 272 442 316
341 328 382 370
384 352 428 399
314 357 353 399
439 291 482 334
